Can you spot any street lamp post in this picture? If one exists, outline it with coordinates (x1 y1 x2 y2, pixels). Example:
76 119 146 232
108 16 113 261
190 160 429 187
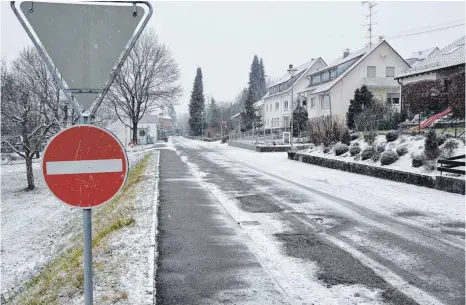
160 105 165 141
288 64 297 150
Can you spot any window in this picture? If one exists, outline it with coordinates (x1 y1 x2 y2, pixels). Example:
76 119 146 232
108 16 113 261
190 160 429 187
311 75 320 85
275 102 279 111
387 93 400 104
321 71 329 82
330 69 337 79
284 101 289 111
310 97 316 109
321 95 330 109
367 66 376 78
386 67 395 77
302 99 307 107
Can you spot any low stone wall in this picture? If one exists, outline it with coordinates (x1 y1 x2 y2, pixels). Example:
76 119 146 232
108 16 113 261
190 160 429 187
228 141 308 153
288 152 465 195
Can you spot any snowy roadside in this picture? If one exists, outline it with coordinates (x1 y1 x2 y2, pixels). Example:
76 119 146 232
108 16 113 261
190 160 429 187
1 149 157 303
297 134 465 177
175 137 465 231
70 151 160 305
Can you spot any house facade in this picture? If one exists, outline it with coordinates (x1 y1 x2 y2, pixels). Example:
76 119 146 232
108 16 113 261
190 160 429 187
298 40 410 121
262 58 327 130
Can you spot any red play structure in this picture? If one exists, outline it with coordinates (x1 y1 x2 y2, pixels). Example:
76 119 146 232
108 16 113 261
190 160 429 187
419 107 452 129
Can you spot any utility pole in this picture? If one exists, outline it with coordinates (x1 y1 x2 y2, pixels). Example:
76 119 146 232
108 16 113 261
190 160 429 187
362 1 377 48
288 64 297 150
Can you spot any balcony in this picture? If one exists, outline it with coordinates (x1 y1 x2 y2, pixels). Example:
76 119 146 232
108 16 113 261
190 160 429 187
360 77 399 89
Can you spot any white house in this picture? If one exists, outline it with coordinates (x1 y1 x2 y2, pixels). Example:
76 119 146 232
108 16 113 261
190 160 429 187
230 99 264 131
262 58 327 130
298 40 410 120
107 114 159 147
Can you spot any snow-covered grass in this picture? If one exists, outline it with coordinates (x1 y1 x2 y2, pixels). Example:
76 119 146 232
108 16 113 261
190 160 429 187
1 150 158 304
298 134 465 177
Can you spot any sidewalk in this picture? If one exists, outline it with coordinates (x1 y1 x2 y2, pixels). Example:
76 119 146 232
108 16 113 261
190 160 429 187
155 149 289 305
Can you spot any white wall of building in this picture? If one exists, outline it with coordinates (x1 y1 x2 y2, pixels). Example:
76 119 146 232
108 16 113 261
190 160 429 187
306 42 409 121
263 58 326 129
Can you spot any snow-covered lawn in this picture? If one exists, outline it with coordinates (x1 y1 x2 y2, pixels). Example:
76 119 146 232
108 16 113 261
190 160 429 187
1 150 157 303
298 134 465 177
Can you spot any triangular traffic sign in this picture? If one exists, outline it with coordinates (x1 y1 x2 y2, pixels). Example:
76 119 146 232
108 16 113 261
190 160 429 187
12 1 152 114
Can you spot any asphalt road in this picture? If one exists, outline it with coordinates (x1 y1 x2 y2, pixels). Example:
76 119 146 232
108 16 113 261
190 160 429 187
156 138 465 305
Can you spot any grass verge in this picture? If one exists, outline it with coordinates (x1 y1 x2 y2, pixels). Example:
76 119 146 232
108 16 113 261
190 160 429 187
10 154 152 305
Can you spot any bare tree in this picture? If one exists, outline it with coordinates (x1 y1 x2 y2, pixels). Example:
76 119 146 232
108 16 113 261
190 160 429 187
1 48 67 190
106 28 181 143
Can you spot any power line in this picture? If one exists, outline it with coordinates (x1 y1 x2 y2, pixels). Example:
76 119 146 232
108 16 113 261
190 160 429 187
392 18 465 35
385 23 465 39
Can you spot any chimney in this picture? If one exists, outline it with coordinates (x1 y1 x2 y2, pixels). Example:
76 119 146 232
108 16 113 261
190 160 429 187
343 48 350 58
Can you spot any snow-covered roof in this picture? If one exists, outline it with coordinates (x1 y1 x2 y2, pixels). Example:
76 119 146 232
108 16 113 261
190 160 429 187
407 47 439 61
230 99 264 120
139 115 159 124
267 58 319 88
329 46 370 67
396 36 465 79
303 41 384 95
253 100 264 108
262 58 322 99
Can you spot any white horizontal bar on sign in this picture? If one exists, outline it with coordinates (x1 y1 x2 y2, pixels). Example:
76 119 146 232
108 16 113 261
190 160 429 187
46 159 123 175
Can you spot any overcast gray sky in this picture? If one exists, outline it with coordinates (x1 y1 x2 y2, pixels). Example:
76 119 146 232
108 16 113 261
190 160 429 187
1 1 465 114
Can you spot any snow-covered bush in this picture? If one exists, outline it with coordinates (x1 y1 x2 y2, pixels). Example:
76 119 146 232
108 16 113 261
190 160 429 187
350 145 361 156
352 142 360 146
361 147 374 160
424 129 440 160
440 138 460 157
411 152 425 168
335 144 349 156
386 130 399 142
363 130 377 144
414 135 424 141
376 143 386 153
350 132 361 141
341 129 351 145
221 136 229 143
396 145 409 156
354 154 361 161
381 150 399 165
323 146 331 154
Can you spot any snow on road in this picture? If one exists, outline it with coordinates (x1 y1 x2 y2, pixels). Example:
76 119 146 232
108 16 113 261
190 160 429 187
0 150 153 300
181 138 464 230
172 137 464 305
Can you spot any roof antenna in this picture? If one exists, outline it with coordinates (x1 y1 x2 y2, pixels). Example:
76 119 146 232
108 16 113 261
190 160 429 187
362 1 378 48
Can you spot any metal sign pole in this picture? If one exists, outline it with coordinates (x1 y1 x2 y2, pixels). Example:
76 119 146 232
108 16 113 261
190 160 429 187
83 208 93 305
79 114 93 305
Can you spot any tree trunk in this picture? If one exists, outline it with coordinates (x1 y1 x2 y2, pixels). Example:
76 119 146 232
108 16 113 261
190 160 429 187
25 156 35 190
132 121 138 144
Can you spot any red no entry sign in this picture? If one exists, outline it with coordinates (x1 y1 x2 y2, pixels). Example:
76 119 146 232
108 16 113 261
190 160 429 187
42 125 128 208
